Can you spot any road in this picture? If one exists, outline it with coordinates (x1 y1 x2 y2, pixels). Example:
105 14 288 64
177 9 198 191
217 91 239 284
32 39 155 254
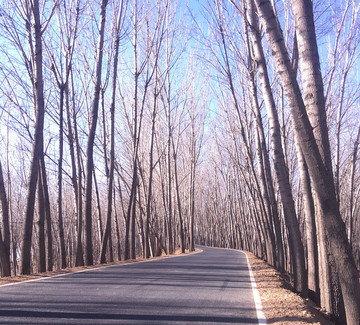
0 246 261 324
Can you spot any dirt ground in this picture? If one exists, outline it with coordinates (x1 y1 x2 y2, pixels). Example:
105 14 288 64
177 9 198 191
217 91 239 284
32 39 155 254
246 251 335 324
0 249 335 324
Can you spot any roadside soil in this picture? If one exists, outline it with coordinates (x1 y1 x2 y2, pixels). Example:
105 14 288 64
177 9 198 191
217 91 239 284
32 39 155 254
246 251 335 325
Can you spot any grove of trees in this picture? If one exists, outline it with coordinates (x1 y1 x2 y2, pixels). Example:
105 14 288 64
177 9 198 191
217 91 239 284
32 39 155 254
0 0 359 323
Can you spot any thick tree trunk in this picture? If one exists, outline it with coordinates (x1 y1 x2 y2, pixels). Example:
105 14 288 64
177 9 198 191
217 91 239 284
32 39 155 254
84 0 108 266
291 30 319 301
254 0 360 322
316 199 346 322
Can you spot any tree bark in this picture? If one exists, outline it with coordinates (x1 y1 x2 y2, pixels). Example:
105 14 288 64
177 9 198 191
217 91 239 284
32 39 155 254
100 0 125 263
20 0 46 275
0 160 11 276
40 156 53 272
57 85 67 269
37 164 46 273
247 0 306 291
84 0 108 266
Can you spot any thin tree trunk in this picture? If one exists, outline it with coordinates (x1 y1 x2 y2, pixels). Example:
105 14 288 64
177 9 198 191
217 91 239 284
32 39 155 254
0 160 11 276
334 70 349 203
71 70 84 267
84 0 108 266
167 105 174 254
93 169 103 245
100 0 125 263
57 86 67 269
38 156 53 272
114 184 122 261
37 165 46 273
145 85 158 258
172 144 185 253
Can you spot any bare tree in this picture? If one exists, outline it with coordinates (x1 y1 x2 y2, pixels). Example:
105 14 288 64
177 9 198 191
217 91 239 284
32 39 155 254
84 0 109 266
100 0 127 264
254 0 360 322
20 0 56 275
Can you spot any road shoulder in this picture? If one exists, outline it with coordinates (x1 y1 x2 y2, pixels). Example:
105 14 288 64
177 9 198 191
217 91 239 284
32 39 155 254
245 251 335 325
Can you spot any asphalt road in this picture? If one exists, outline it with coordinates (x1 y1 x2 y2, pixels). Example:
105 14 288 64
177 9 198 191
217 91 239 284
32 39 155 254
0 246 260 324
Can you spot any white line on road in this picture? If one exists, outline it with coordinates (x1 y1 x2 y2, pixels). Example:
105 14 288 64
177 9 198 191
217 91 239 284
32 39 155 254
243 252 267 324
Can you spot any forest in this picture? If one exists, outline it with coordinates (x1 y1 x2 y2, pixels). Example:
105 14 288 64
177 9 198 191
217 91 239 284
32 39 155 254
0 0 359 323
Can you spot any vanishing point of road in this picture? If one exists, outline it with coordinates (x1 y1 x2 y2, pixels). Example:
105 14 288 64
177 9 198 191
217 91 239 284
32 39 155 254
0 246 264 324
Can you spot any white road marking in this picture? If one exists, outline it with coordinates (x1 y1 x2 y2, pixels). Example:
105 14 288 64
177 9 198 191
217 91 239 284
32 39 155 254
243 251 267 324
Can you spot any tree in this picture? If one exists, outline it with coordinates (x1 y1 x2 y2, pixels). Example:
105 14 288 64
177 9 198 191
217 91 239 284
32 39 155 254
0 160 11 276
244 0 306 295
100 0 127 264
20 0 56 275
254 0 360 322
84 0 109 266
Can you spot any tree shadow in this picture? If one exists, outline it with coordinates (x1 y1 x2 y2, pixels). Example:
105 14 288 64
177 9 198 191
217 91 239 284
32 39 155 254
0 309 259 324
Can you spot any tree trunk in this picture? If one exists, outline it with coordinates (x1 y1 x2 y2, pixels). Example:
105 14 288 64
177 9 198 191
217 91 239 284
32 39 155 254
100 0 125 263
84 0 108 266
71 70 84 267
295 139 319 300
37 165 46 273
246 0 306 293
39 157 53 272
243 3 284 270
145 86 158 258
167 105 174 254
0 160 11 276
254 0 360 322
57 86 67 269
20 0 46 275
349 118 360 246
172 146 185 254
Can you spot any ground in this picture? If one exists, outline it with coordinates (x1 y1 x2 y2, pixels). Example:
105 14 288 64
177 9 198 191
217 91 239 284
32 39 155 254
0 249 335 324
246 252 335 324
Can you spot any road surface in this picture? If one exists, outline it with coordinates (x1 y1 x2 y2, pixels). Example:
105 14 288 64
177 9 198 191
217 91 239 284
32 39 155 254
0 246 262 324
